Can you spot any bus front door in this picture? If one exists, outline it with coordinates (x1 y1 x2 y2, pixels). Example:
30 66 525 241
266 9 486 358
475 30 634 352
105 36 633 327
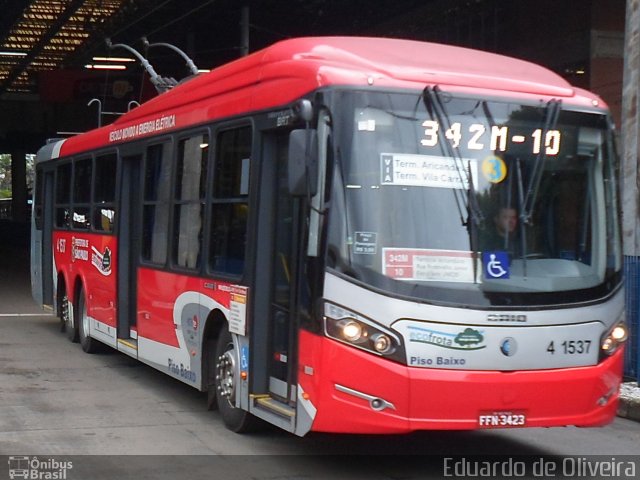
253 124 326 433
267 134 303 406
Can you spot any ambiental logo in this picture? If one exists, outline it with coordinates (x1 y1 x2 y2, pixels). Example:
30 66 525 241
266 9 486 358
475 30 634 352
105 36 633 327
408 326 486 350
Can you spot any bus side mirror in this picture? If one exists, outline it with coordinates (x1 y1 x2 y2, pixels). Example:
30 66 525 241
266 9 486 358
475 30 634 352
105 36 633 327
288 129 318 197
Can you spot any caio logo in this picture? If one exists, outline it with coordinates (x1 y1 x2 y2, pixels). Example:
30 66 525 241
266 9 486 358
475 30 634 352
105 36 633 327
487 314 527 323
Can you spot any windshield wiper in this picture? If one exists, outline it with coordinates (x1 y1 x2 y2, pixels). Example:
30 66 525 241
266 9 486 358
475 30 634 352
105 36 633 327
423 86 484 284
516 159 529 276
422 86 484 228
521 98 562 224
422 86 467 227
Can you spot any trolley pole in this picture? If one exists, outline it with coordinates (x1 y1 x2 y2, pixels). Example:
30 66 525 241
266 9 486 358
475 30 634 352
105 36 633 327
240 6 250 57
622 0 640 381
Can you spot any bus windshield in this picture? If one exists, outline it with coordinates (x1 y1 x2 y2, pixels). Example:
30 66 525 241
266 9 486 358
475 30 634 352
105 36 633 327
327 90 621 306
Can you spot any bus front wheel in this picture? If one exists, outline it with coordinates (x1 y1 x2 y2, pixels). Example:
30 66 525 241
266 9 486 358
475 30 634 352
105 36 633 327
214 327 259 433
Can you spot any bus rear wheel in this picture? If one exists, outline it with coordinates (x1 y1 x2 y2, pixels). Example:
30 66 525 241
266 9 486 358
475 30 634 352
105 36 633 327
62 291 78 343
214 327 259 433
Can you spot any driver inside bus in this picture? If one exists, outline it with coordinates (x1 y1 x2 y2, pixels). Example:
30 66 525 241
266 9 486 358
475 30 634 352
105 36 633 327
481 206 520 256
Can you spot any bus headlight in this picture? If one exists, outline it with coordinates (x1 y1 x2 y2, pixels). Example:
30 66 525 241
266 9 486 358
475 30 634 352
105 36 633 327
600 317 628 358
610 324 628 342
323 303 405 362
340 319 363 343
371 333 393 354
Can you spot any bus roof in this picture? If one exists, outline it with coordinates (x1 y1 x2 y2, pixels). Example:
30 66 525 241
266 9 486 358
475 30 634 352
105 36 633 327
55 36 601 158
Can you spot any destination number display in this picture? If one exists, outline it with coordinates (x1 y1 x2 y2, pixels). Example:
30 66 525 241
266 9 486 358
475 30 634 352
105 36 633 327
420 120 561 156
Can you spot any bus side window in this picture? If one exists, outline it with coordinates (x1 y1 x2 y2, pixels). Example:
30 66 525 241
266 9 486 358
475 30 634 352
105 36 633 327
173 133 208 270
92 154 117 233
55 162 72 229
209 126 251 275
72 157 92 230
142 143 172 265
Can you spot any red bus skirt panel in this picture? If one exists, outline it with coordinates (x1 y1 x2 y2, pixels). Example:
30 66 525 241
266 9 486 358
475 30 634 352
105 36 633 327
297 330 623 433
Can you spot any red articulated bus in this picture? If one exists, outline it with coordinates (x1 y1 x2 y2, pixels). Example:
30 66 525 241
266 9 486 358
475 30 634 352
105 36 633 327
31 37 627 435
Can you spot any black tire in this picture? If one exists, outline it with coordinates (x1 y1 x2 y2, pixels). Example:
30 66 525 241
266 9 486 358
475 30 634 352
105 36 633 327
77 287 100 354
63 291 79 343
214 327 259 433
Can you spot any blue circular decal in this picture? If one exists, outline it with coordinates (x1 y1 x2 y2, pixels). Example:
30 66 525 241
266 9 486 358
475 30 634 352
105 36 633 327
500 337 517 357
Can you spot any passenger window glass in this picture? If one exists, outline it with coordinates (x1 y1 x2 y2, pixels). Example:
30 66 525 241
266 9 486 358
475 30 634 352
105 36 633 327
74 158 92 204
56 163 71 204
93 154 117 233
55 163 72 228
94 154 117 202
72 207 91 230
144 144 172 202
141 143 172 264
214 127 251 197
173 134 208 269
209 126 251 274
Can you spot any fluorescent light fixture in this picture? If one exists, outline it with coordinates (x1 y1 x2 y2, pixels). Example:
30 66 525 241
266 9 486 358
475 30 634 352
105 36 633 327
0 51 28 57
197 69 210 73
92 56 135 62
85 64 127 70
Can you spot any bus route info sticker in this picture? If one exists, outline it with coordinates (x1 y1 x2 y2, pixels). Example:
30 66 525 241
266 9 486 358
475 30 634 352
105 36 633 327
227 285 248 336
380 154 478 190
383 248 478 283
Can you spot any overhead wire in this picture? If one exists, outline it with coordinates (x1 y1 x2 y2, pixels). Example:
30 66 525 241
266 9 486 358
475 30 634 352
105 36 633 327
144 0 216 38
107 0 176 40
248 22 289 40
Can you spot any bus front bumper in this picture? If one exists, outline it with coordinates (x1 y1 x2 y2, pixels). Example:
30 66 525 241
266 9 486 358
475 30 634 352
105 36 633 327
298 331 624 434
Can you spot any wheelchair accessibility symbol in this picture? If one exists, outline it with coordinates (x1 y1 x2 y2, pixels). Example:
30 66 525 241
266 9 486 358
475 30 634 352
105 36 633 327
240 345 249 372
482 252 510 279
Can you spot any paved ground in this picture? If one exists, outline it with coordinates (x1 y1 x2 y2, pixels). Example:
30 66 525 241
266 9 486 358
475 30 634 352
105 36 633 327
0 242 41 316
619 381 640 421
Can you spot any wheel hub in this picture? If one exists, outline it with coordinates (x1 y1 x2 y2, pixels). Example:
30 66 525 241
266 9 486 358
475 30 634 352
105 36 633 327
62 295 73 327
216 350 236 400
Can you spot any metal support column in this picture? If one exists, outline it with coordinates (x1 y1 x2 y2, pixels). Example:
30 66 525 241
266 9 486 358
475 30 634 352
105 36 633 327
622 0 640 381
10 149 28 223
